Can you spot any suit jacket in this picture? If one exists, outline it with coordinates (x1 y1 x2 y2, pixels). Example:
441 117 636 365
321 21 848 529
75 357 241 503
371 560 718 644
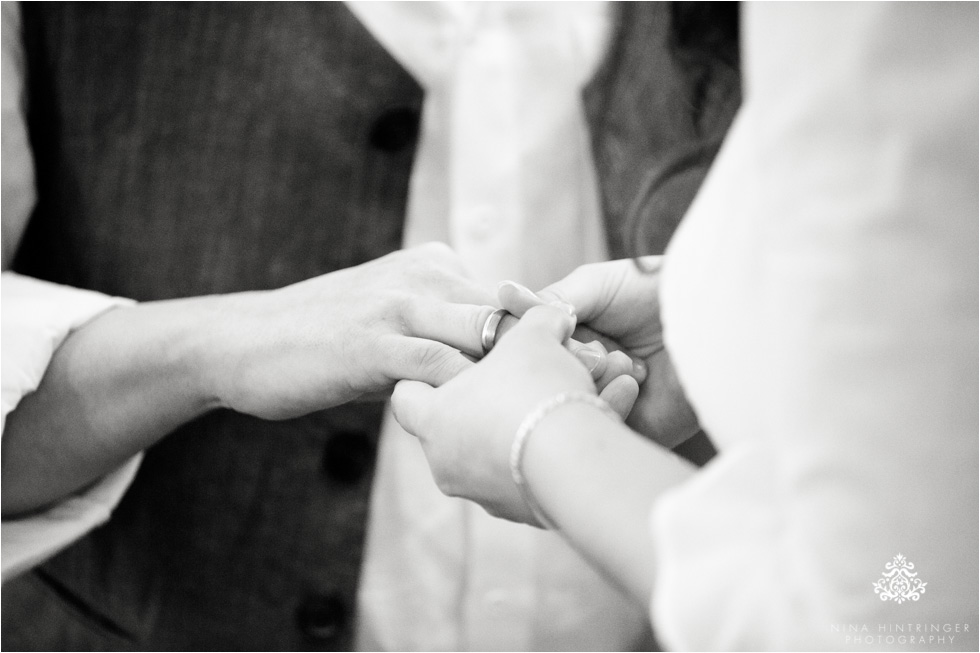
2 3 739 650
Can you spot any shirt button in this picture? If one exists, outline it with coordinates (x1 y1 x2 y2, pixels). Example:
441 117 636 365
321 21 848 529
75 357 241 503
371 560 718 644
295 593 348 643
368 107 421 153
322 430 376 485
466 205 497 240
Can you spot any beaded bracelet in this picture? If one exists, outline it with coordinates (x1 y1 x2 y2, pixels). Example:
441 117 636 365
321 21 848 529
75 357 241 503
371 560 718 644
509 391 622 530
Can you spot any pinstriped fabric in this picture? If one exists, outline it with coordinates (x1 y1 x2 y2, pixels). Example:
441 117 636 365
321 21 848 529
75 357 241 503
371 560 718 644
8 4 419 650
15 2 420 298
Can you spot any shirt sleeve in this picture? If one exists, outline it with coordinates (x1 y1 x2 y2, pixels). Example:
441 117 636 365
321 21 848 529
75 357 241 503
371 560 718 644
1 274 143 581
1 3 143 582
651 4 977 650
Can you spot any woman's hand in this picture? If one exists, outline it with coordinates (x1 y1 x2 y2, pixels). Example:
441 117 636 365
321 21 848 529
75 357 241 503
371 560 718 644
497 257 700 447
391 305 625 524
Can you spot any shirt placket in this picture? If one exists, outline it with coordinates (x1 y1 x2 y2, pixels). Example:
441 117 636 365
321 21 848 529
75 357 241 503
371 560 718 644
448 9 537 651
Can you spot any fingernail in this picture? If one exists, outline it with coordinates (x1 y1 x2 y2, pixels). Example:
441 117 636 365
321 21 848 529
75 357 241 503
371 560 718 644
587 340 608 356
547 299 577 318
497 280 538 300
574 348 602 372
632 359 648 380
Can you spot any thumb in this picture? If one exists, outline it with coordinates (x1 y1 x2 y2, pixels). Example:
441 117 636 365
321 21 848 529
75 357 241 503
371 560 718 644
391 379 435 437
497 268 610 323
392 338 475 387
599 374 640 420
512 305 576 343
535 266 609 323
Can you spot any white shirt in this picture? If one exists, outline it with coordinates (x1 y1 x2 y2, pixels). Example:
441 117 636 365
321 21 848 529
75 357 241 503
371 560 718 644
655 3 977 649
347 3 655 650
0 2 656 650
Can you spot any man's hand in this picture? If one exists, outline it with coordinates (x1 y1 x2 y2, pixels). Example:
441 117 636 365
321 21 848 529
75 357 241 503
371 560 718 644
3 242 502 516
203 242 496 420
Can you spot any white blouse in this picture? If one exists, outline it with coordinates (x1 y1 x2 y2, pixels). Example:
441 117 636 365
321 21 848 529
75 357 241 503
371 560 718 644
655 3 977 650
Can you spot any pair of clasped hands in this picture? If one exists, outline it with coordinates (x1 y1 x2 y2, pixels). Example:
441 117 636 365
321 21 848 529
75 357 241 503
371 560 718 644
215 243 697 526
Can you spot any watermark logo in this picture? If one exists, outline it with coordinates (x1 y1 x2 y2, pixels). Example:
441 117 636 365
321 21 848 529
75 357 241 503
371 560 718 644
873 553 927 603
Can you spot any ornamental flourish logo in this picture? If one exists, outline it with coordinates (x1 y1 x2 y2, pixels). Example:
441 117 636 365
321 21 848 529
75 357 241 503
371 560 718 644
873 554 927 603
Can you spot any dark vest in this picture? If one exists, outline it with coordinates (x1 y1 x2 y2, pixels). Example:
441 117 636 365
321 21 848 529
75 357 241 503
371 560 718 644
3 3 738 650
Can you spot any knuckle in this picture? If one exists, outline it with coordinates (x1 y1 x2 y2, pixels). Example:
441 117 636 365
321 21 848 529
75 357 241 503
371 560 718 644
411 344 459 381
472 304 495 340
394 295 422 333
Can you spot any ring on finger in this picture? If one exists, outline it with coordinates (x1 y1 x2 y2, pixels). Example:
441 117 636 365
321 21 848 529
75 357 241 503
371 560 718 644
480 308 510 355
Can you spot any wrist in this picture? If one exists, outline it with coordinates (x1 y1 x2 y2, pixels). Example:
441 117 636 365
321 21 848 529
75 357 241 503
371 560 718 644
523 401 625 479
163 292 251 415
512 392 622 529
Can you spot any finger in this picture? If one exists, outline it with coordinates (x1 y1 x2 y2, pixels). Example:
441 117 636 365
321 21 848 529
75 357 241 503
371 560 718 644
512 305 576 343
404 300 496 358
497 280 577 320
390 379 435 437
493 311 521 344
498 279 649 382
497 280 547 317
354 390 395 403
566 339 606 377
386 337 475 388
495 314 606 376
535 260 661 324
573 324 648 383
594 349 635 392
599 375 640 420
533 266 609 323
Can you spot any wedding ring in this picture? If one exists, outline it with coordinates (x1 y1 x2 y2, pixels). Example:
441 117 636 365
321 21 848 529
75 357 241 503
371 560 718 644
480 308 509 355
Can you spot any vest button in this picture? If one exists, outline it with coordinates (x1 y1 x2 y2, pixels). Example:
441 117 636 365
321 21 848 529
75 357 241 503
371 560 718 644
322 430 376 485
369 107 420 152
296 593 348 642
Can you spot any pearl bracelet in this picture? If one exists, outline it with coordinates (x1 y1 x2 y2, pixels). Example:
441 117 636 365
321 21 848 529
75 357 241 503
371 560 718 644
509 391 622 530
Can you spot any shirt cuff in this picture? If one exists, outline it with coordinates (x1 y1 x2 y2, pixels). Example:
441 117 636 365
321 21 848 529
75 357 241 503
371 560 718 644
1 454 142 581
1 271 141 581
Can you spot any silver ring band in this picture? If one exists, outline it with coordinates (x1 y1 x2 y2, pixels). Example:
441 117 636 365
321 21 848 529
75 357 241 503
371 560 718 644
480 308 509 355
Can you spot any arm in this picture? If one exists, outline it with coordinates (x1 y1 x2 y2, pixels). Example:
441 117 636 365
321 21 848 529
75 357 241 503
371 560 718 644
2 292 220 516
393 6 977 648
391 306 694 604
1 11 498 519
518 394 693 604
1 274 142 579
2 244 499 517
